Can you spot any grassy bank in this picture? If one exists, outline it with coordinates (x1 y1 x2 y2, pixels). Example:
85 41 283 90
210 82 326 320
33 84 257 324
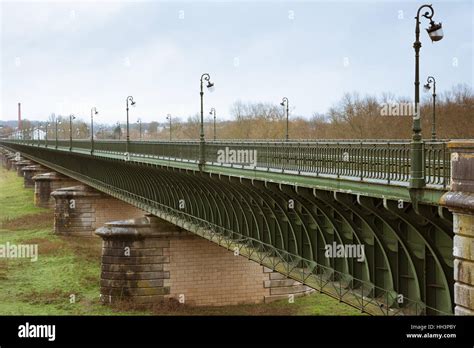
0 167 363 315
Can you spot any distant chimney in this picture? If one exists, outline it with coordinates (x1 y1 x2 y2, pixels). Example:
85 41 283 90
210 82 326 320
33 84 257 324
18 103 22 130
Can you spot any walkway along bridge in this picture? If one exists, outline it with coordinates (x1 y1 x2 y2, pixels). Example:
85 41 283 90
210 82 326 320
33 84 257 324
0 138 461 315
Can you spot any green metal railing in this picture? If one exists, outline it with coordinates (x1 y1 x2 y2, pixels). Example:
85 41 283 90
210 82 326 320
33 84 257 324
2 138 450 188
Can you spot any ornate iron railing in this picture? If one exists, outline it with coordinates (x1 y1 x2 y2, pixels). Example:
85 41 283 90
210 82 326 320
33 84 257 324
1 138 450 188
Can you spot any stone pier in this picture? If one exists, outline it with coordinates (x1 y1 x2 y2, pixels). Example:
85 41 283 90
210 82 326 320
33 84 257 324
0 151 15 169
21 165 47 188
7 155 18 170
441 140 474 315
13 160 32 177
4 153 18 170
51 185 145 236
33 172 80 208
96 216 181 304
96 216 313 306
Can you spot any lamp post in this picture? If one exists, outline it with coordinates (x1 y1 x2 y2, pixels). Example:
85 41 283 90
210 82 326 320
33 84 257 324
280 97 289 141
423 76 437 140
137 118 142 140
55 119 61 149
98 126 104 139
410 4 443 191
199 73 214 169
166 114 172 141
69 114 75 151
209 108 216 140
116 122 122 140
126 96 136 154
91 107 98 154
45 122 50 147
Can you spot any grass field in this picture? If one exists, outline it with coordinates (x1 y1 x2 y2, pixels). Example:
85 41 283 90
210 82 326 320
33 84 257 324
0 166 364 316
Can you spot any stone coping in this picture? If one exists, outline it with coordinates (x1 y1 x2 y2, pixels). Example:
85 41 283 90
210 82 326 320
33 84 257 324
448 140 474 149
50 185 103 198
440 191 474 214
32 172 70 181
21 165 45 172
96 216 184 239
13 160 32 166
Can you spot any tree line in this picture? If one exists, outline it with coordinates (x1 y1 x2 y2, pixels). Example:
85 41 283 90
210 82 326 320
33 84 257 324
160 84 473 140
1 84 472 141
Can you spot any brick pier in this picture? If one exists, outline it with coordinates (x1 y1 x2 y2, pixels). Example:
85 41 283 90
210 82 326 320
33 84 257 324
96 216 312 306
33 172 80 208
21 165 47 188
51 185 145 236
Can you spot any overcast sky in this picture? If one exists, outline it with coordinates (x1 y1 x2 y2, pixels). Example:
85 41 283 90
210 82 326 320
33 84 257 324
0 0 472 125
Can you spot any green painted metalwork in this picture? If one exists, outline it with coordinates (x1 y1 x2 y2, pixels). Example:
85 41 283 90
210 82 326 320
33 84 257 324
0 141 454 315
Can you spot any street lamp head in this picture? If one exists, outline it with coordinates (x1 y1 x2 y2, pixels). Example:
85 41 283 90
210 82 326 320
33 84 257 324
207 81 215 92
131 101 136 106
280 102 285 106
423 83 431 92
426 21 443 42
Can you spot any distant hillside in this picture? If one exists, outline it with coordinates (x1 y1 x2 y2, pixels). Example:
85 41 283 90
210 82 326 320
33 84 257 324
0 120 22 128
0 120 42 129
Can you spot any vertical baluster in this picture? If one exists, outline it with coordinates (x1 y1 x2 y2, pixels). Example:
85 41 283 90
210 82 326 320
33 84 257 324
443 142 447 188
315 143 319 176
426 144 431 184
